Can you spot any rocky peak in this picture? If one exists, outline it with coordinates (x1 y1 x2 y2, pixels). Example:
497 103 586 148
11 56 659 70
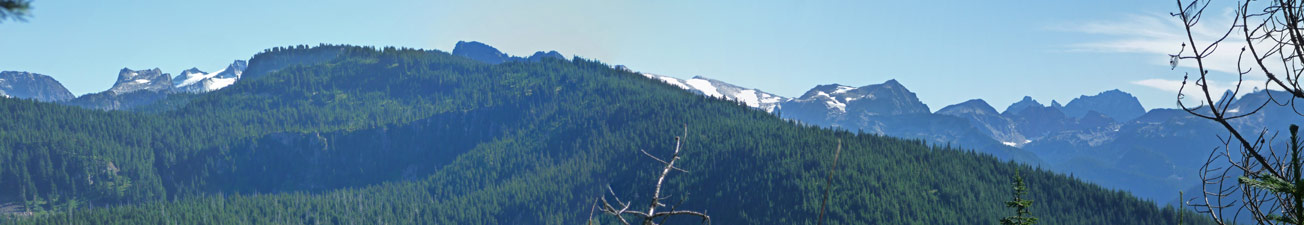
842 80 931 116
109 68 172 94
452 41 511 64
1061 89 1146 122
1003 96 1044 116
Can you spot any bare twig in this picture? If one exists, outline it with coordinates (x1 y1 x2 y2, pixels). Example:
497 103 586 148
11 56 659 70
595 124 710 225
1174 0 1304 224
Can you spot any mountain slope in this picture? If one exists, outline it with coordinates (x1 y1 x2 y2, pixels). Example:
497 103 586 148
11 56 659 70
0 71 74 102
0 45 1206 224
938 99 1026 146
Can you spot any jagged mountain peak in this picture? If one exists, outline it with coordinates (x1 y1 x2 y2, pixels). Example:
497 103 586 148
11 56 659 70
1062 89 1146 122
109 68 172 94
1004 96 1044 115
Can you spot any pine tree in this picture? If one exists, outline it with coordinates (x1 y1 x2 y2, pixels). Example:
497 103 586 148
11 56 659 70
1001 169 1037 225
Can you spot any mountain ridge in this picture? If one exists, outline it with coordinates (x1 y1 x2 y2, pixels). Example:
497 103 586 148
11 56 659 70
0 40 1263 209
0 44 1209 224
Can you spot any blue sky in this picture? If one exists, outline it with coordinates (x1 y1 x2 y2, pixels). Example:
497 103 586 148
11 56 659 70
1 0 1222 110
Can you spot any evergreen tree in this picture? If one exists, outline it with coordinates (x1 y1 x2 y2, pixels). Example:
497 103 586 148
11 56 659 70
1001 169 1038 225
0 0 30 22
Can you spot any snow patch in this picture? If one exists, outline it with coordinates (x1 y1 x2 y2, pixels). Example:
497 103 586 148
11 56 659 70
133 79 151 84
176 68 230 88
656 76 690 89
735 89 761 107
684 78 722 98
1003 141 1018 147
206 77 238 91
832 85 855 94
826 99 846 112
759 93 783 104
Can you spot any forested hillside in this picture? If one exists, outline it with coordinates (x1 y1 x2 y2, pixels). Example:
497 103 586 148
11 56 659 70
0 45 1208 224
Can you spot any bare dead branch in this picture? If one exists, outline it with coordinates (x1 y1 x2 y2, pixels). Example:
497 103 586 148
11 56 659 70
593 124 710 225
1175 0 1304 224
817 139 842 225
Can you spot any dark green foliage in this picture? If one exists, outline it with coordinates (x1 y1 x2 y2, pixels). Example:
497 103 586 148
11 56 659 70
0 45 1214 224
0 0 30 22
1001 170 1037 225
61 90 171 110
1237 124 1304 224
240 44 347 80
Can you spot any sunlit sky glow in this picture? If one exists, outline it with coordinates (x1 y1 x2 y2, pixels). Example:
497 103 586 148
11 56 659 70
1 0 1239 110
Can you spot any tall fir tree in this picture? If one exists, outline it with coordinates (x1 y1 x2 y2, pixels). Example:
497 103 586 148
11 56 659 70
1001 169 1038 225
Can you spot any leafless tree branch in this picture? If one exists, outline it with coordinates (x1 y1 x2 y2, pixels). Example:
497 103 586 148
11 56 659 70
594 124 710 225
1174 0 1304 224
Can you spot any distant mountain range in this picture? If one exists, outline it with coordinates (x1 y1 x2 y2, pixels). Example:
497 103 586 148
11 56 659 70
1 41 1287 206
620 64 1292 205
0 43 1206 224
398 41 1267 203
1 59 248 110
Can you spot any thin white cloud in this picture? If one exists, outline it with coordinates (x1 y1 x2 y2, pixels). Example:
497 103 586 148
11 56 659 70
1067 8 1301 99
1065 12 1249 75
1131 78 1185 93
